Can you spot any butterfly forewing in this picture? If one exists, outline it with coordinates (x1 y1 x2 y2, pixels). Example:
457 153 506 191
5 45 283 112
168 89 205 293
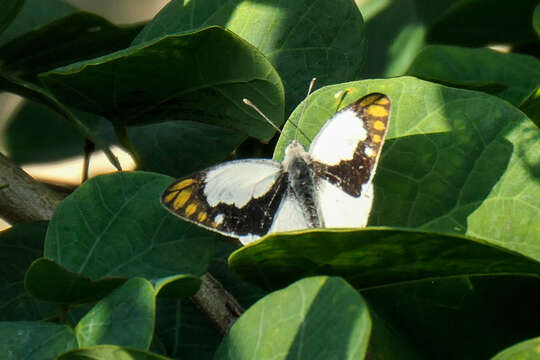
161 159 287 242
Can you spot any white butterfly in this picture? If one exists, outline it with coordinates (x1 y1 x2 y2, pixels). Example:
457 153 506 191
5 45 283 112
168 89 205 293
162 93 391 245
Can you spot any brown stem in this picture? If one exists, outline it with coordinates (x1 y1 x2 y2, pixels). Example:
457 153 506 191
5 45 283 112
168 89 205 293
0 152 243 332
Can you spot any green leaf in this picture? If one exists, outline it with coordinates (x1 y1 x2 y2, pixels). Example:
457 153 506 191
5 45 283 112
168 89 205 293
0 222 57 320
229 228 540 290
25 258 126 304
0 12 143 83
40 26 285 142
154 298 221 360
0 74 122 170
534 4 540 37
58 345 173 360
214 276 371 360
0 321 77 359
76 278 155 349
363 276 540 359
3 100 115 165
274 77 540 258
520 85 540 128
40 172 214 302
427 0 539 47
128 121 246 177
0 0 25 36
0 0 75 45
407 45 540 105
357 0 455 78
491 337 540 360
134 0 366 113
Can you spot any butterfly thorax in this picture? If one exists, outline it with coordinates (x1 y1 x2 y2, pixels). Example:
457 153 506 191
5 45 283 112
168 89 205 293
282 140 321 227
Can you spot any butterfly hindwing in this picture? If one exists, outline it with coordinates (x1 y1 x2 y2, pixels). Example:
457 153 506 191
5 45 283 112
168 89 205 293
161 159 287 241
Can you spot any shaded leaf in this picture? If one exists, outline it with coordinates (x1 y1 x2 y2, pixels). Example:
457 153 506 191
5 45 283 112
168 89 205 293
274 77 540 258
58 345 172 360
0 0 75 45
0 0 25 36
520 85 540 128
0 12 143 83
0 222 56 320
40 26 284 142
134 0 366 113
491 337 540 360
128 121 246 177
534 4 540 37
357 0 455 78
3 100 115 165
154 298 221 360
76 278 155 349
427 0 539 47
0 321 77 360
25 258 126 304
214 276 371 360
407 45 540 105
229 228 540 291
363 276 540 359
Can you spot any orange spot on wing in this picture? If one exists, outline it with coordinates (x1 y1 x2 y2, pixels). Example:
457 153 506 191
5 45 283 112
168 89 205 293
185 203 198 216
197 212 207 222
170 178 195 191
373 120 386 131
367 105 388 118
173 189 192 210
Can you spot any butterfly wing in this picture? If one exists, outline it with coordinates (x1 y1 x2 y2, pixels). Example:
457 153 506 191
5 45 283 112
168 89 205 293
161 159 287 244
308 93 391 227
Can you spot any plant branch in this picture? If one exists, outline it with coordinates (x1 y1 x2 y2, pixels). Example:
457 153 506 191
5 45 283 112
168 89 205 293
0 152 64 223
0 152 243 332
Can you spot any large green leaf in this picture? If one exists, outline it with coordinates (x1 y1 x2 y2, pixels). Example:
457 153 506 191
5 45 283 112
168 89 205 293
214 276 371 360
0 222 56 321
491 337 540 360
128 121 246 177
0 0 75 45
154 298 221 360
407 45 540 105
58 345 173 360
41 172 214 302
229 228 540 290
133 0 365 113
0 0 25 36
427 0 539 47
274 77 540 259
0 12 143 83
76 278 155 349
363 276 540 359
40 26 284 142
0 321 77 359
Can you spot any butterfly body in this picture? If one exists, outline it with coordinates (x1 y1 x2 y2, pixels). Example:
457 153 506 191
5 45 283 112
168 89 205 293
162 93 391 245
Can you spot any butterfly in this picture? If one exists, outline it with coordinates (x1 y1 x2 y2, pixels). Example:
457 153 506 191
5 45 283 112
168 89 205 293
161 92 391 245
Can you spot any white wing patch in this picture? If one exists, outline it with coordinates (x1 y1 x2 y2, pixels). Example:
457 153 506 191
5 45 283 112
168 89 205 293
204 160 282 208
316 179 374 228
268 194 311 234
309 108 367 165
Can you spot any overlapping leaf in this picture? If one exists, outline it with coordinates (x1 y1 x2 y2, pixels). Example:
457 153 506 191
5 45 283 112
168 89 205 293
40 26 284 142
133 0 366 113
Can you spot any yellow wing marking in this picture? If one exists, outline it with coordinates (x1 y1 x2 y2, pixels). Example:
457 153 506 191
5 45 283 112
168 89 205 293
170 178 195 191
173 189 192 210
197 212 208 222
366 104 388 118
185 203 198 216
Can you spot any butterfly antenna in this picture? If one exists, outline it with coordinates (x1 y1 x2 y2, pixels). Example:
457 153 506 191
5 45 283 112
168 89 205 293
243 98 282 135
295 77 317 140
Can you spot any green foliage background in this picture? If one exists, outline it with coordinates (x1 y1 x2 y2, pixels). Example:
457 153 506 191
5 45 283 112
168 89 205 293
0 0 539 359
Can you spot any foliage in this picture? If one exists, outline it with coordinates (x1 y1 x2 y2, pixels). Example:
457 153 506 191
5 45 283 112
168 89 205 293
0 0 539 359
